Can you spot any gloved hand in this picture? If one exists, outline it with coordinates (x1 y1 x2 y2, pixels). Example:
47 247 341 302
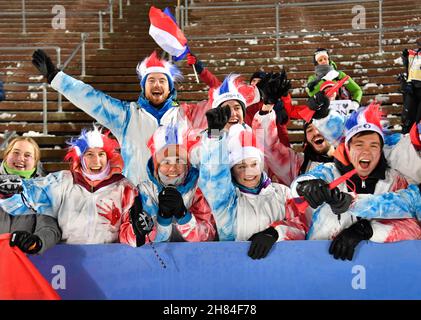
327 188 353 214
329 219 373 261
205 105 231 137
273 100 289 125
307 91 330 119
186 53 205 74
158 187 186 220
10 231 42 254
248 227 279 259
257 71 291 104
32 49 59 84
296 178 332 209
129 195 154 247
0 175 23 195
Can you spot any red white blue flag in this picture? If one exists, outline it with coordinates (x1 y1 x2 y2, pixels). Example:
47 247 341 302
149 6 189 61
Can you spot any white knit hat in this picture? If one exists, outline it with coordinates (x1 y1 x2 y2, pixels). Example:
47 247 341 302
227 124 263 168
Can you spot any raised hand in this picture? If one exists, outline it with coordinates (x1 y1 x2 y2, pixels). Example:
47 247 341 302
32 49 59 83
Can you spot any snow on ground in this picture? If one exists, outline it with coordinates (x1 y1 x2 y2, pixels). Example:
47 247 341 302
0 113 15 119
29 75 44 80
394 57 403 65
244 39 258 45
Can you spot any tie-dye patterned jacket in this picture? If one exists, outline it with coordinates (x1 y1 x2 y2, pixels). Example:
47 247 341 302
198 134 306 241
291 163 421 242
347 184 421 221
120 158 217 246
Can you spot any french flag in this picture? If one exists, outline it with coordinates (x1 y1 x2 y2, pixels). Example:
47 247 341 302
149 6 189 61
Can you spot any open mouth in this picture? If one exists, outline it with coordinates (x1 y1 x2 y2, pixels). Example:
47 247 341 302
12 163 25 170
151 91 163 98
359 159 370 169
228 119 239 124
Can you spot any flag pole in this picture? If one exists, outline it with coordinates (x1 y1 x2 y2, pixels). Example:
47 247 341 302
192 64 200 83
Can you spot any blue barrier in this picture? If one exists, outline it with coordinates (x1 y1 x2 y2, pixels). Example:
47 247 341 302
30 240 421 300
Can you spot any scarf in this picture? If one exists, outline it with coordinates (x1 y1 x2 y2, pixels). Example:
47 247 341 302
137 93 178 125
81 159 111 182
2 161 36 179
315 64 333 79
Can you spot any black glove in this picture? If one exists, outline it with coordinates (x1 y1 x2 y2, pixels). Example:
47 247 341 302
327 188 353 215
32 49 59 84
329 219 373 261
307 91 330 119
205 105 231 136
248 227 279 259
273 100 289 125
129 195 154 247
10 231 42 254
296 178 332 209
257 71 291 104
158 187 186 220
0 175 23 195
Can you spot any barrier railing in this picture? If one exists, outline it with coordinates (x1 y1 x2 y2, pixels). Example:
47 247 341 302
0 0 130 49
1 83 49 134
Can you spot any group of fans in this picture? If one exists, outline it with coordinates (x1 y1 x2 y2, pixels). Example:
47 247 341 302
1 41 421 262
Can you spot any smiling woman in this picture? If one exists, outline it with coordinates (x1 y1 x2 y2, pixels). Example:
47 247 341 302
1 137 42 179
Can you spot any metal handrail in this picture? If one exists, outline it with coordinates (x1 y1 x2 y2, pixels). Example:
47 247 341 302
0 46 61 68
2 4 112 48
62 33 89 77
0 130 17 150
0 0 132 135
178 0 402 56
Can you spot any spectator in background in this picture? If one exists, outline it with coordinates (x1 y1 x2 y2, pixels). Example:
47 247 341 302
400 38 421 134
0 137 60 255
306 48 362 108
